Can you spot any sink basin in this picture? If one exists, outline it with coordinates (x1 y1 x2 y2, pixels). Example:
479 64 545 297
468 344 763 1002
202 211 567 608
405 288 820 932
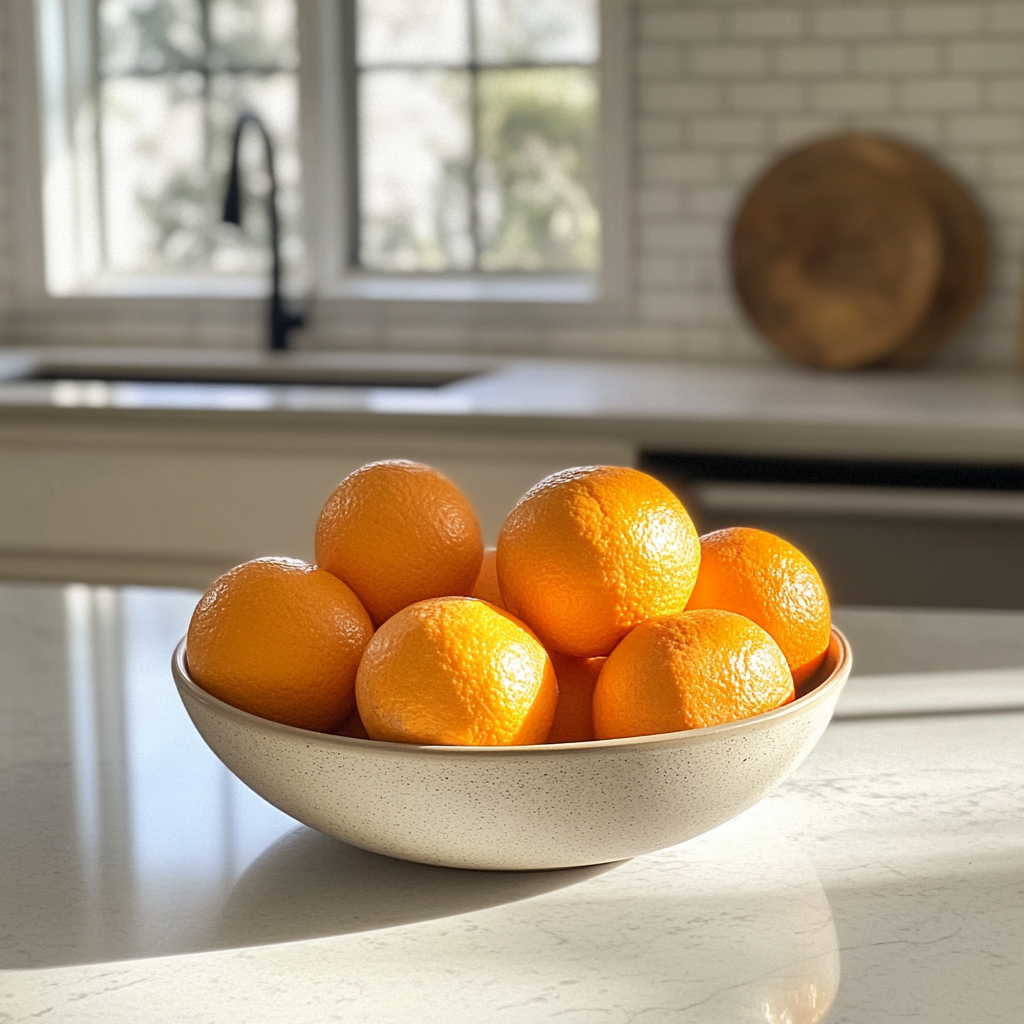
2 349 490 389
29 365 474 388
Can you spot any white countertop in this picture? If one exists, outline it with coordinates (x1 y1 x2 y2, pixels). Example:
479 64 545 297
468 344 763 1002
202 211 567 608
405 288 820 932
3 347 1024 461
2 583 1023 1022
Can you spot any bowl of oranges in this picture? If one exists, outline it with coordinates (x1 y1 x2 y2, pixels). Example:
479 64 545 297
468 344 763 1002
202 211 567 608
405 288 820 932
172 461 851 871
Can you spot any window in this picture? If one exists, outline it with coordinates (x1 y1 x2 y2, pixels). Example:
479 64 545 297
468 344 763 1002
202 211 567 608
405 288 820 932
351 0 599 275
96 0 303 278
21 0 627 319
36 0 303 293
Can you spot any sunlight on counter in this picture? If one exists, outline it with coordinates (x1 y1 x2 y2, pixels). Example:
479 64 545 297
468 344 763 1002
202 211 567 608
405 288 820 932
3 581 840 1024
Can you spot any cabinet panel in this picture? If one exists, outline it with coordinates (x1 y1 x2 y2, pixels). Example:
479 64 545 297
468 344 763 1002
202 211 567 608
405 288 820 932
0 423 635 587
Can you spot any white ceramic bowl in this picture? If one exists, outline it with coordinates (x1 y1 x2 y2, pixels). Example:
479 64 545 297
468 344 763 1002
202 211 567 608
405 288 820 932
172 629 851 871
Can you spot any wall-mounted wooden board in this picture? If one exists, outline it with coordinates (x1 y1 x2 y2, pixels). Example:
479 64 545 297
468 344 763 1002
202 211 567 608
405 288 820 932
732 134 989 371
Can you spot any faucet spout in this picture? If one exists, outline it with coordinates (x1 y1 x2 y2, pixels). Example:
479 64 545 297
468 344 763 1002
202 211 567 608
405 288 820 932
223 111 304 353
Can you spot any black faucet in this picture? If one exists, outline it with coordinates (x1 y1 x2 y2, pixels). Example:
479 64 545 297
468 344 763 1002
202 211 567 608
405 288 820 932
222 111 304 353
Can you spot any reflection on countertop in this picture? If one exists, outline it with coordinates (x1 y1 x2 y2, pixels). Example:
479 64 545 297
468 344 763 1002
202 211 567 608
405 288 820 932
2 583 1024 1022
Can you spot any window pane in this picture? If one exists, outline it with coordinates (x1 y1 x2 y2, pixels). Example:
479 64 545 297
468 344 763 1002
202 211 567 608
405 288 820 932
100 73 206 271
99 71 302 274
356 0 469 67
99 0 203 75
359 70 474 271
209 0 298 70
474 0 599 65
476 67 599 272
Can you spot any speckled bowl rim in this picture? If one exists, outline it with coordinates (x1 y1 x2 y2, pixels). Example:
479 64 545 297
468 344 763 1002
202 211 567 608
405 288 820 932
172 627 850 759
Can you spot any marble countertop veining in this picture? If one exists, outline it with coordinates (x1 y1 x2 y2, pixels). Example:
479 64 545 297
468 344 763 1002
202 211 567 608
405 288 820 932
3 346 1024 460
2 585 1023 1023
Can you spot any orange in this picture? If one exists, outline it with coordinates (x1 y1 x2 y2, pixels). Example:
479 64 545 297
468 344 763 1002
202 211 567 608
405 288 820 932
686 526 831 686
355 596 557 746
593 609 795 739
315 460 483 626
469 546 505 608
497 465 701 657
545 653 605 743
337 708 370 739
186 557 374 733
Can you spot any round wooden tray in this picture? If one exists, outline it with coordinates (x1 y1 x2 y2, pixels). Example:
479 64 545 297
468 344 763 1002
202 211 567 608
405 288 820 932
873 138 990 368
731 134 989 370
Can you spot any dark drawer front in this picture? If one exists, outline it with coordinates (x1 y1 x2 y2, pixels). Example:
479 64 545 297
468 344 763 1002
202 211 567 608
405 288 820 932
643 453 1024 610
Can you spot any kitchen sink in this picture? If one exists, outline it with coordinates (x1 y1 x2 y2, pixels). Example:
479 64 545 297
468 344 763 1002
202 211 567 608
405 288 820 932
29 364 476 388
1 349 490 389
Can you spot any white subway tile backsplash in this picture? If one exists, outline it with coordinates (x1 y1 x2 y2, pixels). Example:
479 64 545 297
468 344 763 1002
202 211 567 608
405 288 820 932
870 114 943 145
676 256 727 291
730 9 805 39
933 146 987 178
686 185 740 219
771 114 845 147
811 80 893 112
636 189 685 218
636 117 686 150
978 293 1023 324
692 45 770 78
638 257 686 286
987 150 1024 182
634 46 686 80
987 77 1024 110
643 286 734 325
723 324 778 364
811 8 894 38
992 257 1024 291
639 220 723 255
640 82 722 113
671 328 731 360
900 5 984 35
638 290 703 323
723 150 774 184
690 115 769 147
731 81 805 112
949 40 1024 73
776 43 849 76
901 78 982 110
640 153 723 185
984 184 1024 217
947 114 1024 146
988 3 1024 33
638 9 722 43
856 42 941 75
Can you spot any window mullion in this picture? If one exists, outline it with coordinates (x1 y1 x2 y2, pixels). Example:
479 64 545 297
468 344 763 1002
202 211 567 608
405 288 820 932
342 0 361 269
199 0 213 262
467 0 480 272
89 0 110 273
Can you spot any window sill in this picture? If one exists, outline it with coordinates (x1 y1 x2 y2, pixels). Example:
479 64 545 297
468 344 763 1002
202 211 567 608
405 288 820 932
325 274 596 305
52 272 598 306
56 274 274 300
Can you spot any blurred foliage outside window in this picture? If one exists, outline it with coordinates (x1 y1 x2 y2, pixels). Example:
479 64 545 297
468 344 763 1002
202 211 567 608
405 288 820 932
355 0 600 273
96 0 302 277
93 0 600 279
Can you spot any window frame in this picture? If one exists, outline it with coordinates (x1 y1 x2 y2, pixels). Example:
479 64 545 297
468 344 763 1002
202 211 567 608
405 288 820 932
6 0 632 349
343 0 602 278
